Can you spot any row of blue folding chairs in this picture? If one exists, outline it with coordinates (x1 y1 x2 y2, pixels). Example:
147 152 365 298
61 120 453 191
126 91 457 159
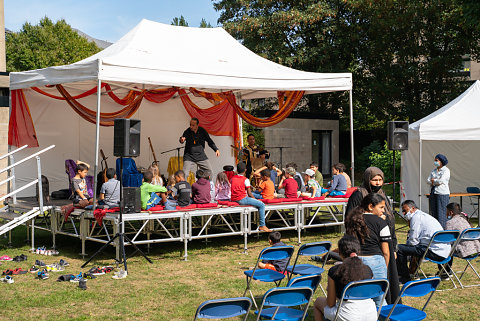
194 276 441 321
412 228 480 289
243 241 331 308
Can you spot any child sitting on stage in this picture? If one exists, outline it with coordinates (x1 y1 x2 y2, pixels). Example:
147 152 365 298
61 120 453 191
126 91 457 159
140 171 167 210
252 169 275 200
258 231 289 273
98 168 120 208
321 164 348 197
301 168 322 198
147 163 163 186
72 163 93 208
277 167 299 198
164 170 192 210
215 172 231 201
192 169 211 204
231 162 271 232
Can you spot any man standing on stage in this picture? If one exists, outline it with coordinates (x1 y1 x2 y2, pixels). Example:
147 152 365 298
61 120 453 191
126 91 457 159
243 133 259 179
179 118 220 177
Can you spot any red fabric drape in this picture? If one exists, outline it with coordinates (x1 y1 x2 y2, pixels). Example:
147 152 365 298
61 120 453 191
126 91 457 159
8 90 39 147
9 83 303 149
178 89 240 147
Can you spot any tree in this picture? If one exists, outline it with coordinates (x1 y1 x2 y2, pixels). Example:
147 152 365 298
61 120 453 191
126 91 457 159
199 18 213 28
213 0 480 130
171 16 189 26
6 17 101 72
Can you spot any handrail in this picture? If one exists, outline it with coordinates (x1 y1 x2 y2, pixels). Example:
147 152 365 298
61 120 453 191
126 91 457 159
0 176 14 186
0 179 38 202
0 145 28 161
0 145 55 174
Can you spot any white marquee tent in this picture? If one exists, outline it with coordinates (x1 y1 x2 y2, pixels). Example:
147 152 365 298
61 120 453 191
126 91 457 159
401 80 480 214
9 19 353 197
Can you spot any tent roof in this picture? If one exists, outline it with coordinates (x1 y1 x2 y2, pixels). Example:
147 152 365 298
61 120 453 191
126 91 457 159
10 19 352 99
410 80 480 140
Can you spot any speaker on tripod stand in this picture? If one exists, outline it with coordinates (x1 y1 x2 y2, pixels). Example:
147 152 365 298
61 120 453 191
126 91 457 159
82 118 152 272
387 121 409 218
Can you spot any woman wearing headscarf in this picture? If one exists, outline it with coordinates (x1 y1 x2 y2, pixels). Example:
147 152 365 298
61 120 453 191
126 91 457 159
345 166 400 305
427 154 450 229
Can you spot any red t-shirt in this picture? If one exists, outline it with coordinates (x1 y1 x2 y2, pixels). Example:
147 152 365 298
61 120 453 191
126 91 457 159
284 178 298 198
231 175 249 201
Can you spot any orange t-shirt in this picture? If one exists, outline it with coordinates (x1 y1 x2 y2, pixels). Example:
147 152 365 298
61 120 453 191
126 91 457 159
259 179 275 200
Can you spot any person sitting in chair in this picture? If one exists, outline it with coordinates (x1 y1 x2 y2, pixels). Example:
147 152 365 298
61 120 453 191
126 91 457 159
396 200 451 283
98 168 120 208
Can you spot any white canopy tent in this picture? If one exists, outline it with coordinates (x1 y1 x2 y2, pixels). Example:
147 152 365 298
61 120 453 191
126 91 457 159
9 19 354 197
402 80 480 214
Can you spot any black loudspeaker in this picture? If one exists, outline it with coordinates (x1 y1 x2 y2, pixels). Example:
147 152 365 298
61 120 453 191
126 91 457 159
122 187 141 213
387 121 409 150
114 119 141 157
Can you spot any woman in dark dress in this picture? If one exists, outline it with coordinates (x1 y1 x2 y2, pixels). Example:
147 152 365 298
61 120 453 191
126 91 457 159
345 166 400 305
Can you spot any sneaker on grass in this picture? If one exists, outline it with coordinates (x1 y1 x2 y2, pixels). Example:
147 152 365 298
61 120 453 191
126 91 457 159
36 270 49 280
88 267 105 276
78 279 87 290
0 275 14 284
70 273 83 283
112 269 127 279
29 266 39 273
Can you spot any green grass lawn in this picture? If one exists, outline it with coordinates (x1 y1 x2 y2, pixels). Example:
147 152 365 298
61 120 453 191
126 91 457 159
1 220 479 320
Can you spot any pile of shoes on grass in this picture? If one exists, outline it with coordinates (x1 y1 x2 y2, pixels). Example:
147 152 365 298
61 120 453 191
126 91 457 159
0 248 127 289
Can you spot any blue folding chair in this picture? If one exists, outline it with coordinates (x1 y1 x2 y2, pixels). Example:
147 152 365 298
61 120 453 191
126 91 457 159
466 187 480 219
327 278 389 321
287 274 322 293
243 246 294 308
193 297 252 320
415 230 461 289
255 286 313 321
454 228 480 288
379 277 441 321
286 241 331 295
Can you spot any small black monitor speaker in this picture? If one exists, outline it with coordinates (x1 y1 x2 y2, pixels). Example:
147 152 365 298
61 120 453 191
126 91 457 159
122 187 141 213
114 119 141 157
387 121 409 150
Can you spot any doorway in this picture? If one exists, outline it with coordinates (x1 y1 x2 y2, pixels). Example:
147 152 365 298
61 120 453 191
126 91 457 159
312 130 332 177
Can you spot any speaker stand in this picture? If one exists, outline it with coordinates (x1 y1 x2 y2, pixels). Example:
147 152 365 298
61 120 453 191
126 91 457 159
82 156 152 272
392 150 409 231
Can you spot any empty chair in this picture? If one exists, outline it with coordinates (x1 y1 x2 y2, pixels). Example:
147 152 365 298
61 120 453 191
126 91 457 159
287 274 322 293
379 277 441 321
255 286 313 321
454 228 480 288
414 230 461 289
193 297 252 321
466 187 480 219
286 241 331 295
243 246 294 308
327 278 389 321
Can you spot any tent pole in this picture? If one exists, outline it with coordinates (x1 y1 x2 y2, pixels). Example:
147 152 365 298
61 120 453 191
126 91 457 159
349 89 355 184
92 61 102 211
419 139 422 209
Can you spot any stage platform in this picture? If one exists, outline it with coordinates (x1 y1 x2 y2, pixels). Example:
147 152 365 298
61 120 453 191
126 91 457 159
1 198 348 261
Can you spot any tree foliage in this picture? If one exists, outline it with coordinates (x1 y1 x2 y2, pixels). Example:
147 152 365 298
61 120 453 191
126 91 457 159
213 0 480 130
171 15 189 26
6 17 101 72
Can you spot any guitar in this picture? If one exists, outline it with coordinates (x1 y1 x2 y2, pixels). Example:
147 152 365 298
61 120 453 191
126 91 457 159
96 149 109 196
148 137 159 166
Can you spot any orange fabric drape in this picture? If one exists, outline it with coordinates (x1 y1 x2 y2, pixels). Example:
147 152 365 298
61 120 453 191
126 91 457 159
55 85 145 126
10 82 304 149
8 89 39 147
225 90 305 128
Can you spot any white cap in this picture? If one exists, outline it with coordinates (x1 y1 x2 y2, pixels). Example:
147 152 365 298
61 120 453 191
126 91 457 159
305 169 315 177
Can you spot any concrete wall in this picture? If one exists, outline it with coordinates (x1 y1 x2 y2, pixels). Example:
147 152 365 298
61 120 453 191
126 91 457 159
263 118 339 174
